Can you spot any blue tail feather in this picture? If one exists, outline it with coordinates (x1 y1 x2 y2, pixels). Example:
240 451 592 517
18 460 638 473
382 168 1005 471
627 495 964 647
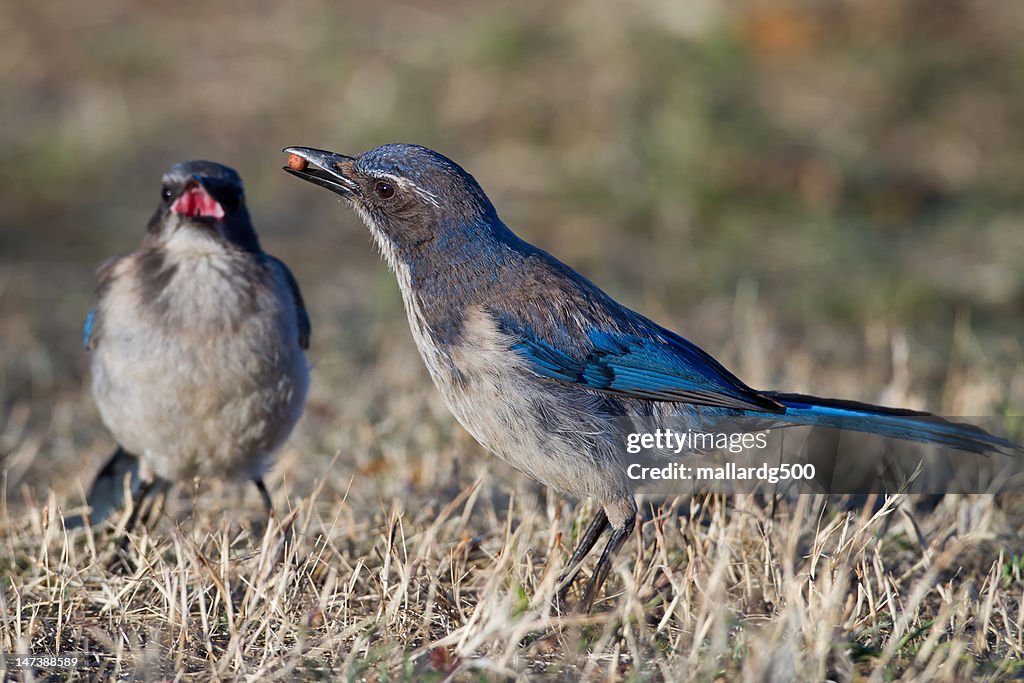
764 392 1022 456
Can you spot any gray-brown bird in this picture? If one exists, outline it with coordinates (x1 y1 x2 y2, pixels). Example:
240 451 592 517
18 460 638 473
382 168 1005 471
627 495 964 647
79 160 310 537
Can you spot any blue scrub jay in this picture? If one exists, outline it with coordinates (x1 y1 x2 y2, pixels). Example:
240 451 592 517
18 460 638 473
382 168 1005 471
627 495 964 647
283 143 1019 610
81 160 310 538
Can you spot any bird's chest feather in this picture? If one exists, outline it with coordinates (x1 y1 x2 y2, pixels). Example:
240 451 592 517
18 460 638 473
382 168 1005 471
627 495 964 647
402 299 620 492
105 255 271 353
400 289 526 430
92 252 306 452
157 254 267 329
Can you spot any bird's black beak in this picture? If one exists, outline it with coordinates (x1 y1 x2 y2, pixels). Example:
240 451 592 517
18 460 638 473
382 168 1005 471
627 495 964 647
282 147 361 199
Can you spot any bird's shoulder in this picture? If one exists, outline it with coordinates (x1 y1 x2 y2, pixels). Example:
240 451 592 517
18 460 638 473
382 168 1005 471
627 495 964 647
83 255 125 350
487 246 636 347
261 253 311 350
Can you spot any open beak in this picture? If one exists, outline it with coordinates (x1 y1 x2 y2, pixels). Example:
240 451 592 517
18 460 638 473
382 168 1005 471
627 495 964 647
282 147 361 198
171 177 226 220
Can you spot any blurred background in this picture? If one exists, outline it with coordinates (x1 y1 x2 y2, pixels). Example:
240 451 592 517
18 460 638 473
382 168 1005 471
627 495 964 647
2 0 1023 499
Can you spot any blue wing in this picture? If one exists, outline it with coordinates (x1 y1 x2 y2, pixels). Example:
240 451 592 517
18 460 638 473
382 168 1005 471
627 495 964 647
83 256 120 351
500 315 783 413
266 255 311 350
83 308 98 350
501 316 1021 454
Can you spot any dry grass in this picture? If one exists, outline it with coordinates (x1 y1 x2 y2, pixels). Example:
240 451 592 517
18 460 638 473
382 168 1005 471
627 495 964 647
3 300 1024 681
3 0 1024 680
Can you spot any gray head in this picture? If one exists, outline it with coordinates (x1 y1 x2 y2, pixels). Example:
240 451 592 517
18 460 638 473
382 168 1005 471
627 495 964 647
283 144 500 257
148 160 260 252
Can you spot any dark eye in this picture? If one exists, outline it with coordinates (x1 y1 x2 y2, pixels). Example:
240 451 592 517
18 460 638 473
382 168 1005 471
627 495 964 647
161 187 173 201
223 190 243 212
374 180 396 199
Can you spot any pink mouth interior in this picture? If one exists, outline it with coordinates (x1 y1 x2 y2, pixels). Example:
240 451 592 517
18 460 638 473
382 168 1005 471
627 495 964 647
171 184 226 220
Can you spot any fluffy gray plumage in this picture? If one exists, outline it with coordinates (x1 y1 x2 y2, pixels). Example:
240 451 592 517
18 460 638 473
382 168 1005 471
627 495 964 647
81 160 309 529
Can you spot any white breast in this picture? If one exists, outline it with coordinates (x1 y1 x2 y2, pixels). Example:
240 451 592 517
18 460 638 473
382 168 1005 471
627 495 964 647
407 301 628 502
358 209 629 501
90 251 309 483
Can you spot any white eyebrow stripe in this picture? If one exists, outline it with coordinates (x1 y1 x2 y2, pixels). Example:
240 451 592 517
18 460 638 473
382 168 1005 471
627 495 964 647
410 185 441 207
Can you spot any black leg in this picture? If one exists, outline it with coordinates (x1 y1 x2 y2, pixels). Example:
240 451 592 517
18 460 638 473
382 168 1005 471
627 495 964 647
123 478 156 536
579 509 636 612
116 477 156 554
254 478 292 576
556 508 609 603
254 478 275 519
